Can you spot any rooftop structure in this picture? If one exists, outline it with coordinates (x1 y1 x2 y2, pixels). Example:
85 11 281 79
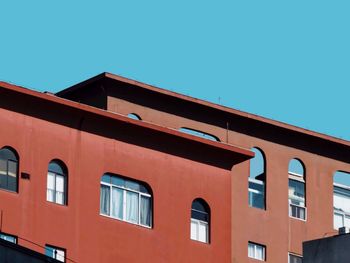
0 73 349 262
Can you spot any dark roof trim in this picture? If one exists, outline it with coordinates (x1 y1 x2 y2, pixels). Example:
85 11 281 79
0 81 254 170
57 72 350 150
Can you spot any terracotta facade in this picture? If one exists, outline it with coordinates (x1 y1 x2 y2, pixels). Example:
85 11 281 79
0 73 349 262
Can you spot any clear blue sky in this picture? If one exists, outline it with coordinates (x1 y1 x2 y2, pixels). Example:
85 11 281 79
1 0 349 140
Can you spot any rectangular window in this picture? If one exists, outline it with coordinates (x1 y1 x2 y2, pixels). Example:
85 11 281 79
47 172 65 205
288 179 306 220
100 175 152 228
248 242 265 261
45 245 65 262
248 178 265 209
190 219 208 243
0 232 17 244
289 253 302 263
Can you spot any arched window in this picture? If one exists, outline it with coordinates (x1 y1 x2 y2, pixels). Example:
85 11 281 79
249 148 266 209
127 113 142 120
47 160 68 205
190 198 210 243
100 173 152 228
0 147 19 192
333 171 350 229
288 158 306 220
179 127 220 142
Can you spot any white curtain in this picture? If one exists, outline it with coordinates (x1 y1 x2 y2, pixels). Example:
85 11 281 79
126 191 139 223
140 196 151 226
100 185 110 215
111 187 123 219
47 172 55 202
190 219 197 240
198 222 208 243
255 245 264 260
56 174 65 204
248 243 255 258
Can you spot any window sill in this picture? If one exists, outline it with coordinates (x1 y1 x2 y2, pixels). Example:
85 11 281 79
190 238 210 245
99 213 152 229
289 215 307 222
0 188 18 195
46 200 67 207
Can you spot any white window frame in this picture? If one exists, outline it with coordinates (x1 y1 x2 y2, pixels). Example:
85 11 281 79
190 218 209 243
248 242 266 261
248 178 265 209
289 202 307 221
333 183 350 229
47 171 66 205
288 177 306 221
100 181 152 228
45 245 65 262
288 252 303 263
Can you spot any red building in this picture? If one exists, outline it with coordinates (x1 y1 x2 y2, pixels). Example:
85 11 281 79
0 72 350 262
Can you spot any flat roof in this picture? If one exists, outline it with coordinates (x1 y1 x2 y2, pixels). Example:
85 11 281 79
57 72 350 150
0 80 254 169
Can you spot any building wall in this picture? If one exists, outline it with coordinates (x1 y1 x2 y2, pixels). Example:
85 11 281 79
106 94 350 262
0 105 233 263
303 234 350 263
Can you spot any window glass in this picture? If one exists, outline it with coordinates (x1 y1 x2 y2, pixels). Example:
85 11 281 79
125 180 140 191
101 174 111 184
248 242 265 261
0 233 17 244
288 159 304 177
47 172 55 202
127 113 141 120
48 162 64 175
191 199 210 243
126 191 139 223
289 180 305 206
190 220 197 240
248 243 255 258
111 176 124 187
45 245 65 262
179 127 220 142
249 148 266 210
288 159 306 220
100 185 110 216
56 175 65 205
0 159 6 176
333 171 350 229
140 184 150 194
198 222 208 242
289 254 302 263
0 147 18 192
140 196 151 226
111 187 123 219
46 160 67 205
0 148 17 160
100 173 152 228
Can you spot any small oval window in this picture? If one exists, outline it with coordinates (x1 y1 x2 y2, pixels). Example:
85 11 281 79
127 113 141 120
179 127 220 142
